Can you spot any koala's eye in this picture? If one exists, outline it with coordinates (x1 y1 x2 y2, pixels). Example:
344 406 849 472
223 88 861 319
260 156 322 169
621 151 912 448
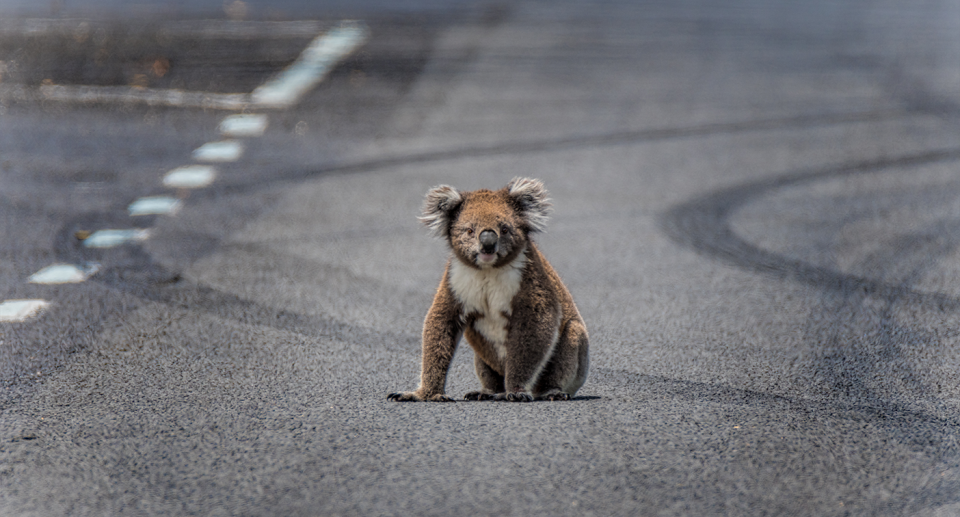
500 224 510 234
465 227 475 236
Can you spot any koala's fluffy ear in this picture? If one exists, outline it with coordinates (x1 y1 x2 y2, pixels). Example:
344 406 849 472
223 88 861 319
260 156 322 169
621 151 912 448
507 177 552 233
419 185 463 238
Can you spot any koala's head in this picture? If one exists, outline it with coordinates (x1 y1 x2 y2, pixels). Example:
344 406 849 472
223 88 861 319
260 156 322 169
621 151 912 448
420 177 552 269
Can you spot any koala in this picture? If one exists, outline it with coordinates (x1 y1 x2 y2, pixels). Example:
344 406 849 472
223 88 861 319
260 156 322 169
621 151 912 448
388 177 589 402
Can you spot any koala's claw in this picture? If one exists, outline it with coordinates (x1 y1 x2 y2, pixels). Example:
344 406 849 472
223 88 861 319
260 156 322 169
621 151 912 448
464 391 497 401
499 392 534 402
539 391 571 401
387 392 454 402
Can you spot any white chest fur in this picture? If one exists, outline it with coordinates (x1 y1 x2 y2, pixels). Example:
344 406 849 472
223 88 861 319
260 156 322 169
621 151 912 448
448 249 527 358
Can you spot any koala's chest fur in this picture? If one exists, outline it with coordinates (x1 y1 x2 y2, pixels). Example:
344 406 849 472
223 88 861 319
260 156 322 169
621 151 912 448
448 250 527 359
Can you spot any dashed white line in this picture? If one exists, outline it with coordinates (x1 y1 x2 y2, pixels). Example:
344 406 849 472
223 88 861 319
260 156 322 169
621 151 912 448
129 196 183 216
192 140 244 162
0 21 369 110
5 18 346 324
83 229 151 249
219 114 269 137
0 19 328 38
156 20 329 39
251 22 368 108
28 263 101 284
28 85 250 110
162 165 217 189
0 299 50 322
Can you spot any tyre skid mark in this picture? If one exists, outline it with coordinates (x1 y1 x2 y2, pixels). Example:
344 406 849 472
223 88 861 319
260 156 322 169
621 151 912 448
659 146 960 474
661 147 960 311
186 109 915 197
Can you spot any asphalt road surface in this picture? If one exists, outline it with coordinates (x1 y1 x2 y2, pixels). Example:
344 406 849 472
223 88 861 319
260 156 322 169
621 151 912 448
2 0 960 515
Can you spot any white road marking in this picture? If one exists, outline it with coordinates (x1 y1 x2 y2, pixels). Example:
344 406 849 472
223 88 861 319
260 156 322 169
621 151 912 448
0 21 368 110
0 19 326 38
219 114 269 137
156 20 328 39
83 229 150 249
24 85 251 110
0 299 50 322
28 263 101 284
2 22 330 326
129 196 183 216
251 22 368 108
162 165 216 188
192 140 243 162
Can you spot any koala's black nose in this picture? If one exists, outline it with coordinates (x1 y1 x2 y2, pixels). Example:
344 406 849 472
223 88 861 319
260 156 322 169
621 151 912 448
479 230 498 252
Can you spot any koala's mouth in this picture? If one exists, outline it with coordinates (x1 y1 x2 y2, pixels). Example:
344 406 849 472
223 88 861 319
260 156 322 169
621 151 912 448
477 252 498 265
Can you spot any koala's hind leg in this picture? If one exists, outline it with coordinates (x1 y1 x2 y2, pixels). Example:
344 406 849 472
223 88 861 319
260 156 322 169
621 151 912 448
464 356 505 401
533 319 589 401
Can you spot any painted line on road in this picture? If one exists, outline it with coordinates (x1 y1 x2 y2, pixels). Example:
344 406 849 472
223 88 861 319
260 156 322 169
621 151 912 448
0 21 368 111
129 196 183 216
220 114 269 137
83 229 151 249
156 20 330 39
0 19 328 38
192 140 244 162
28 263 101 284
0 299 50 322
3 18 339 324
163 165 217 189
251 22 368 108
31 85 250 110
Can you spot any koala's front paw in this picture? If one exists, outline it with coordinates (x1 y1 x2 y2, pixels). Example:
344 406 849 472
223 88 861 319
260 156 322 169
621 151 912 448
538 391 571 401
387 391 454 402
497 391 534 402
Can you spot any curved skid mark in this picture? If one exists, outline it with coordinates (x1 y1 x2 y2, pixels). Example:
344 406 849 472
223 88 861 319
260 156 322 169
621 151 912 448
183 111 909 199
660 147 960 310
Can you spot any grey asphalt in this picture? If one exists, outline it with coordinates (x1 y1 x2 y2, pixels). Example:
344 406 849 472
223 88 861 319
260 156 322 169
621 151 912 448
3 0 960 515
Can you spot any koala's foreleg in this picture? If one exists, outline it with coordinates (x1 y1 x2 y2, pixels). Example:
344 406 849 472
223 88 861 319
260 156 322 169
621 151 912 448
388 276 463 402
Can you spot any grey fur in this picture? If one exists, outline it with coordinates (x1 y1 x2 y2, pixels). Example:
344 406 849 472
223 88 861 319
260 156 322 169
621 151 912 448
418 185 462 238
507 177 552 233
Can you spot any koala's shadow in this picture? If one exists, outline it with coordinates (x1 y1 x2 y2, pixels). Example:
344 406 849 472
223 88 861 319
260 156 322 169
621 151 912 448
459 395 601 403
